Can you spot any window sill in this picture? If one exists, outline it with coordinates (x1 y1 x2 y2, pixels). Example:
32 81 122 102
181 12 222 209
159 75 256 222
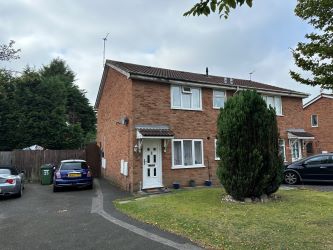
311 126 318 128
276 114 284 117
213 107 224 110
172 165 206 169
171 107 202 111
215 158 220 161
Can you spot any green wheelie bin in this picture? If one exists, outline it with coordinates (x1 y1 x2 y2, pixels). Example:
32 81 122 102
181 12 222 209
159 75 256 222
40 164 54 185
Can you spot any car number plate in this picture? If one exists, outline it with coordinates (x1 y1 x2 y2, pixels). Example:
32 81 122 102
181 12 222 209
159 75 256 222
68 173 81 177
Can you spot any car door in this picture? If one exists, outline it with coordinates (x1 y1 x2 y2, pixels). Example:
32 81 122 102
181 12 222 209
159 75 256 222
302 155 329 181
321 155 333 180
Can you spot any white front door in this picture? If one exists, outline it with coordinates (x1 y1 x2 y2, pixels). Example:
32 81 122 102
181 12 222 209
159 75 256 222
142 139 163 189
291 139 302 162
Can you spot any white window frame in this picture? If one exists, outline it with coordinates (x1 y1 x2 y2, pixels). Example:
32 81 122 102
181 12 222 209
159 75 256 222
261 95 283 116
213 90 226 109
290 139 302 162
215 139 220 160
171 139 205 169
171 85 202 111
311 114 318 127
278 139 286 162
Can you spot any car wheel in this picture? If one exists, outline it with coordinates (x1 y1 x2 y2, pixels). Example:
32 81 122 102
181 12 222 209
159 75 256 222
53 186 58 192
87 183 93 190
16 184 23 198
284 171 299 185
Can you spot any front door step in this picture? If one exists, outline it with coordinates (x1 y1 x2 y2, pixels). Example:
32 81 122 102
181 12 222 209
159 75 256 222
141 187 170 195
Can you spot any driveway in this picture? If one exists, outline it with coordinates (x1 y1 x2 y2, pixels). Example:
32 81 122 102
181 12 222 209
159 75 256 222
0 179 201 250
282 182 333 192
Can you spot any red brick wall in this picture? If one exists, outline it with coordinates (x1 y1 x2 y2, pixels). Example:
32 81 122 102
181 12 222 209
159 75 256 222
131 79 305 191
276 97 305 162
97 68 306 192
303 97 333 153
96 68 134 191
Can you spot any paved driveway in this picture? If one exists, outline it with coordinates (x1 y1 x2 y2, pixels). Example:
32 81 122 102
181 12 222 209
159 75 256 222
0 179 201 250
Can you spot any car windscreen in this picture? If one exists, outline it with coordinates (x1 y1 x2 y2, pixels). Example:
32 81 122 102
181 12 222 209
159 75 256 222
0 169 12 175
60 162 88 170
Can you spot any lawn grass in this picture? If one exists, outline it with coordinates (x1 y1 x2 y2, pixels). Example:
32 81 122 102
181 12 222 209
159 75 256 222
114 188 333 250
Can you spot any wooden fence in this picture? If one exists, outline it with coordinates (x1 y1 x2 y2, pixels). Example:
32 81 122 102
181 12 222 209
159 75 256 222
0 150 87 182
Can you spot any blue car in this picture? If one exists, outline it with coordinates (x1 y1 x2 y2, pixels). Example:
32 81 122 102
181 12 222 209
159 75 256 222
53 160 93 192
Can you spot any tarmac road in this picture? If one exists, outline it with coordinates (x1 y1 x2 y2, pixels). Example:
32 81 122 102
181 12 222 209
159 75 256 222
0 179 202 250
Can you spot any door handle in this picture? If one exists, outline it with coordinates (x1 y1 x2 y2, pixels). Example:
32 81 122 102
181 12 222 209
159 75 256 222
320 166 327 169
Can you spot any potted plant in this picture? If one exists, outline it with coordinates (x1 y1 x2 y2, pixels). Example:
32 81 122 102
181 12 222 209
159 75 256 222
173 181 180 189
204 180 212 186
189 179 196 187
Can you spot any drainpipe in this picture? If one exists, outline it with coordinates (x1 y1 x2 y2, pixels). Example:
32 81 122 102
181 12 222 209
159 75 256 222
233 86 240 96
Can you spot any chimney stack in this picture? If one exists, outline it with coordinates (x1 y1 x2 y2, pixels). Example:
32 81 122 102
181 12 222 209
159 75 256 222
206 67 208 76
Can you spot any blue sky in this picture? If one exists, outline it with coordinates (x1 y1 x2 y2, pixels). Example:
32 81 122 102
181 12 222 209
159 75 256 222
0 0 322 104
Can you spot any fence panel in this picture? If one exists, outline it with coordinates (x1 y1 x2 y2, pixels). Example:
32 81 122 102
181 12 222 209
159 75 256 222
0 150 86 182
0 152 12 165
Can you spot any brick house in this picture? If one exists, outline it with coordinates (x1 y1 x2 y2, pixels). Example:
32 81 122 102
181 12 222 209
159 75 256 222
95 60 313 192
303 93 333 155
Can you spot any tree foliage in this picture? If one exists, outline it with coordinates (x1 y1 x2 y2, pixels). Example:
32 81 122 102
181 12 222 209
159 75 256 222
216 90 283 200
0 40 20 61
290 0 333 89
0 59 96 150
184 0 253 19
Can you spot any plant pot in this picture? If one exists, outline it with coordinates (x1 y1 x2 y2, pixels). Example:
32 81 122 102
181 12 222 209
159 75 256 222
173 183 180 189
205 180 212 186
189 180 196 187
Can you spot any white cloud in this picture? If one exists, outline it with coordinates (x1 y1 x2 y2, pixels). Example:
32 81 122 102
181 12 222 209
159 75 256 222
0 0 320 105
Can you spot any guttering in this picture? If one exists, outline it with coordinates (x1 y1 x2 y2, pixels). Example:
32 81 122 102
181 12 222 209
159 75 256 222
129 74 309 98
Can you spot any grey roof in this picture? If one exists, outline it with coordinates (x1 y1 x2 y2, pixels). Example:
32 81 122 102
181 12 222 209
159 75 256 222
95 60 308 108
138 128 174 137
289 131 314 138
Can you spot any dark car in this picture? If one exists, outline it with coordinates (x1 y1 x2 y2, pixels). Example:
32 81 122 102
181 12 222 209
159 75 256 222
284 153 333 185
53 160 93 192
0 165 25 198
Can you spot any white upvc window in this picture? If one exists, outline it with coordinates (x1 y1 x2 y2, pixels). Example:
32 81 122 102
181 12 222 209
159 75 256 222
213 90 226 109
261 95 283 115
172 139 204 169
171 85 202 110
290 139 302 162
311 114 318 127
278 139 286 162
215 139 220 160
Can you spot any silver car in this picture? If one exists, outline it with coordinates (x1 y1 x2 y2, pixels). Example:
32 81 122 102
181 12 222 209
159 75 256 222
0 165 25 198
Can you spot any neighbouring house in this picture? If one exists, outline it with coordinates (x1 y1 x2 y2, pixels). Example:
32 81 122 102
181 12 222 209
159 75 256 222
303 93 333 155
95 60 313 192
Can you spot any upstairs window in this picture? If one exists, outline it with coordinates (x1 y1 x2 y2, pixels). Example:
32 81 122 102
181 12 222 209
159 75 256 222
171 85 202 110
262 95 282 115
311 114 318 127
213 90 226 109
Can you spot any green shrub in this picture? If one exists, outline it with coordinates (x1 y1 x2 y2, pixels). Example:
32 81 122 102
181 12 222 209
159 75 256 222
216 90 283 200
